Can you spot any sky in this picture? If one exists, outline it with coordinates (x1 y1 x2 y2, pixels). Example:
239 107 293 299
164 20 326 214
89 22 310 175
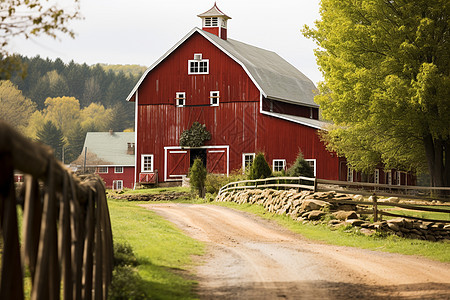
8 0 323 84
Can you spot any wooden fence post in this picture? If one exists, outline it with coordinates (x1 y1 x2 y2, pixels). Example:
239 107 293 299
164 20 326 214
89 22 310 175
313 178 318 192
372 193 378 222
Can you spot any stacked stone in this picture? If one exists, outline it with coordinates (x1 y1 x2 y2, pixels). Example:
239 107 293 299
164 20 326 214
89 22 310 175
215 189 450 242
109 191 190 202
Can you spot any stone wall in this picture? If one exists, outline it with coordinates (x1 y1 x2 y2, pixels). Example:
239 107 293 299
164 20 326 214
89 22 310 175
215 189 450 242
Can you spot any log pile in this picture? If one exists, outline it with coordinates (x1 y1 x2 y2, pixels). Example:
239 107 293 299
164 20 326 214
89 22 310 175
215 189 450 242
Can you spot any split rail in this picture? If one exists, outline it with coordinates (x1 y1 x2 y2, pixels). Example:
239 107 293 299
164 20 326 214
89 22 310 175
0 121 114 300
218 176 450 224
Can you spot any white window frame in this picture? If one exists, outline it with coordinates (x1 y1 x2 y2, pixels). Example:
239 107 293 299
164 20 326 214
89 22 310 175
97 166 108 174
386 171 392 185
272 159 286 172
115 166 123 174
176 92 186 107
347 166 354 182
113 180 123 191
210 91 219 106
204 17 218 27
305 159 317 177
141 154 154 173
374 169 380 184
396 171 401 186
188 59 209 75
242 153 255 173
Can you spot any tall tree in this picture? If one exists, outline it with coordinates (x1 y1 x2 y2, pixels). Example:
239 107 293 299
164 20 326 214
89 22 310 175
65 122 87 163
44 96 81 135
0 80 36 132
303 0 450 187
36 121 66 161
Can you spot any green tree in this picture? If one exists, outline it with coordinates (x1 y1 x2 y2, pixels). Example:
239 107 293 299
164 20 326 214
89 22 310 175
0 0 80 79
248 153 272 180
44 96 81 135
303 0 450 187
189 158 207 197
0 80 36 132
65 122 87 163
287 151 314 178
36 121 66 161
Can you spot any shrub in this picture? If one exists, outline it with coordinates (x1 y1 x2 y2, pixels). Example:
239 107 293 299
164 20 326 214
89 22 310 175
205 170 247 195
287 151 315 178
109 266 148 300
189 157 207 197
179 122 211 147
248 153 272 180
113 242 138 267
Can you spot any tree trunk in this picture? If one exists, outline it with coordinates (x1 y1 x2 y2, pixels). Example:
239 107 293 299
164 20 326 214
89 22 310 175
423 134 449 188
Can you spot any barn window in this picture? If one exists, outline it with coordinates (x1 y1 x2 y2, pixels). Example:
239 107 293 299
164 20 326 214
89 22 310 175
115 166 123 173
210 91 219 106
347 166 354 182
176 92 186 107
242 153 255 173
374 169 380 184
272 159 286 172
141 154 154 172
113 180 123 191
188 55 209 75
97 167 108 174
305 159 316 177
204 17 218 27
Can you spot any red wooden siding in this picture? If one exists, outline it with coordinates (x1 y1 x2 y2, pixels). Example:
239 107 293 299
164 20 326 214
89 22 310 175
262 98 319 119
206 148 228 174
96 166 134 189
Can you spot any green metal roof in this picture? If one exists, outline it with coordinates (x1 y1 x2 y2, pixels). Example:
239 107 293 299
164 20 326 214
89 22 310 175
80 132 135 166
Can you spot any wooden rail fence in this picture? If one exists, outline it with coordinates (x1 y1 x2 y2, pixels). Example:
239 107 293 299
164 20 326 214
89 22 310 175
0 121 114 300
218 176 450 224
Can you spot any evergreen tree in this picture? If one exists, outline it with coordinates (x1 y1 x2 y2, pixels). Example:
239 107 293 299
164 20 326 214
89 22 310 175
248 153 272 180
189 158 207 197
36 121 66 161
287 151 314 178
65 122 87 163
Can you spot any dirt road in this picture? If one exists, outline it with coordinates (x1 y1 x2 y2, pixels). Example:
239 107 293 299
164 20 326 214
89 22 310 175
141 203 450 299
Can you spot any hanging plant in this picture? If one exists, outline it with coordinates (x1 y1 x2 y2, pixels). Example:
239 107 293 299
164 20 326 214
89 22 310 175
179 122 211 147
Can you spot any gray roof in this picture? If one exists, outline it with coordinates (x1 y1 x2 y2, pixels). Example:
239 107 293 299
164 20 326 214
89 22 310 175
203 30 318 107
79 132 135 166
263 111 330 130
127 28 318 108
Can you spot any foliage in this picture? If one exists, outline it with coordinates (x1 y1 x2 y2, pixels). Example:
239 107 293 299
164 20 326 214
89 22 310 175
287 151 315 178
189 158 207 197
0 80 36 132
80 102 113 132
109 266 148 300
205 170 247 195
100 64 147 78
248 153 272 180
44 96 81 135
0 0 80 79
65 122 87 163
113 242 138 267
36 121 65 161
303 0 450 186
179 122 211 147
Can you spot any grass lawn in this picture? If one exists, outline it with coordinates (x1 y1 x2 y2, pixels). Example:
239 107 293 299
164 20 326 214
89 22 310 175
212 201 450 263
108 198 204 299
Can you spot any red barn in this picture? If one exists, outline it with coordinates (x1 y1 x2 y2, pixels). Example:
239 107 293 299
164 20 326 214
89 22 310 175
74 131 136 189
127 4 342 185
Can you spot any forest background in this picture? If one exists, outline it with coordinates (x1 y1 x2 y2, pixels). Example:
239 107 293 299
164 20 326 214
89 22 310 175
0 55 146 163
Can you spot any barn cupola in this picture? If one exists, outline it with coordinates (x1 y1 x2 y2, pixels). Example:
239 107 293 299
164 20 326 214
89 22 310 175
198 3 231 40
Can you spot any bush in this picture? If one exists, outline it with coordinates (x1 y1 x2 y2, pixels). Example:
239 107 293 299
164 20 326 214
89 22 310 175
109 266 148 300
287 151 315 178
179 122 211 147
113 242 138 267
248 153 272 180
205 170 247 195
189 157 207 197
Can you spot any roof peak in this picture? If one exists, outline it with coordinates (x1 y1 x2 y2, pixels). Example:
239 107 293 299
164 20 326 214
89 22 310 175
197 3 231 19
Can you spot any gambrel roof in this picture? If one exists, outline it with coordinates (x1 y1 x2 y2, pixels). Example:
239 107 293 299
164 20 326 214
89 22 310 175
126 28 318 108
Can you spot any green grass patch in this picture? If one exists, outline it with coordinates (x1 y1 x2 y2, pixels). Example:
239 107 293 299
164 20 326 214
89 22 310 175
212 201 450 263
113 186 191 195
108 198 204 299
381 205 450 222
